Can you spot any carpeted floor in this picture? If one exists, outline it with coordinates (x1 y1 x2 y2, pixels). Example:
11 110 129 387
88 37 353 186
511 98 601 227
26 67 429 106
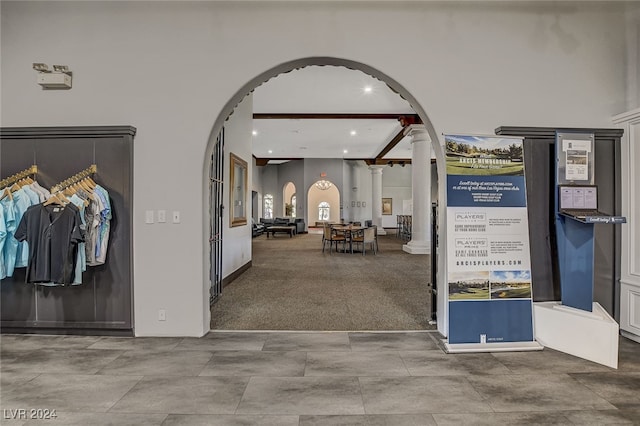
211 231 434 331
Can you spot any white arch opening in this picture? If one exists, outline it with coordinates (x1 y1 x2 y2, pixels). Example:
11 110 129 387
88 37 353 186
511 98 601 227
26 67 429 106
202 57 448 335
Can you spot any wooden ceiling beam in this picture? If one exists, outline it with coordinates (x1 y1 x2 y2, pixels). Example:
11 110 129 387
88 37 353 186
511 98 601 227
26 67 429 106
364 158 412 166
375 128 406 160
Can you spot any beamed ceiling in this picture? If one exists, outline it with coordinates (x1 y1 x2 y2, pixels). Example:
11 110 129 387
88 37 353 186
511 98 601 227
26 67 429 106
250 65 421 166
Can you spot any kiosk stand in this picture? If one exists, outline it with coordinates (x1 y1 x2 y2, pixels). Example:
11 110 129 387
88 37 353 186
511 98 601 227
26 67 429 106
534 132 625 368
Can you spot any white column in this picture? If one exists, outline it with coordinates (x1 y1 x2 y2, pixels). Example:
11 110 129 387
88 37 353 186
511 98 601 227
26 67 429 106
613 107 640 343
403 124 431 254
369 165 387 235
350 161 360 222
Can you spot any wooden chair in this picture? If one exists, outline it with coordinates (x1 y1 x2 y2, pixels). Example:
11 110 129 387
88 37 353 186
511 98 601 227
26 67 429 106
322 223 346 254
371 225 379 252
352 226 376 255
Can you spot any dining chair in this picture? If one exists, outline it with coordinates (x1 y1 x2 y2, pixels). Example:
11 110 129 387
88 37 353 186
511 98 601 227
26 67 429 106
322 223 346 254
371 225 379 252
352 226 376 255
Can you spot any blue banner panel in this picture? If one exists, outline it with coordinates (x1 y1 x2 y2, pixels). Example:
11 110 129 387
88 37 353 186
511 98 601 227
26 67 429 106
448 300 534 344
447 175 527 207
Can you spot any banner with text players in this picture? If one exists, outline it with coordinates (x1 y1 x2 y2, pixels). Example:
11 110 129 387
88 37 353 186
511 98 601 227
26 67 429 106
445 134 535 344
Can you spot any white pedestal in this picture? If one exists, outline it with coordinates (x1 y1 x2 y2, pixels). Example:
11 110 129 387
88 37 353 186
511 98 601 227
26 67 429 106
444 340 543 353
533 301 619 368
402 241 430 254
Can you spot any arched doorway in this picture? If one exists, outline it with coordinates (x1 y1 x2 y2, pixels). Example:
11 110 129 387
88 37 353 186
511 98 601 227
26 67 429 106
283 182 296 218
203 57 448 334
307 180 340 226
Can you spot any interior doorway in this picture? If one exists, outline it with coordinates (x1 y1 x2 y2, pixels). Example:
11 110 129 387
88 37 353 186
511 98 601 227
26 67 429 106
205 57 447 332
308 180 340 226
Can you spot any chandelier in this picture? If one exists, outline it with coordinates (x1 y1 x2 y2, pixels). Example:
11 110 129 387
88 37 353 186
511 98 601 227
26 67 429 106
315 179 332 190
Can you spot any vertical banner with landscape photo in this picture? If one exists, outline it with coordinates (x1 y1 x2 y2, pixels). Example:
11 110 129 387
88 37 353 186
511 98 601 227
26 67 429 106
445 134 535 345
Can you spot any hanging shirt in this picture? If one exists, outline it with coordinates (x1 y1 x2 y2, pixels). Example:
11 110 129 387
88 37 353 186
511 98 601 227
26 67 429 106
22 186 40 205
29 182 51 203
93 185 111 264
85 194 101 265
12 188 36 268
1 197 18 278
69 194 87 285
15 203 84 285
0 206 6 280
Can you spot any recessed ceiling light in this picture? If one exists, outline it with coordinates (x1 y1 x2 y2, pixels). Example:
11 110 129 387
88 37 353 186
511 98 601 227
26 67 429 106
343 149 348 154
252 130 257 136
363 86 373 93
268 149 273 154
350 130 357 136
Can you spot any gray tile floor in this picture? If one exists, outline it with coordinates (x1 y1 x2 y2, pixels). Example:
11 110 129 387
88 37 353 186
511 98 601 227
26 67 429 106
1 331 639 425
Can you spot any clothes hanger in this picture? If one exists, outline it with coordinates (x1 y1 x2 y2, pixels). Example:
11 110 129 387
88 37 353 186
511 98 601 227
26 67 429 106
84 177 97 190
63 186 75 197
79 179 93 193
0 187 13 201
43 191 69 206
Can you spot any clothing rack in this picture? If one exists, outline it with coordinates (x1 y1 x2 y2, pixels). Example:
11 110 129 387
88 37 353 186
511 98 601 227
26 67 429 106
50 164 97 193
0 165 38 189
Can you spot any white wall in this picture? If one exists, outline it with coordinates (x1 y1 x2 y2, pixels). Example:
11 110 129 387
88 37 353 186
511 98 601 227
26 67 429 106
382 165 412 228
0 1 632 336
222 94 253 282
625 3 640 110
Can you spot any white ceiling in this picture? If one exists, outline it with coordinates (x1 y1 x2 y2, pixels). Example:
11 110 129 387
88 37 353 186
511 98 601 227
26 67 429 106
251 65 416 162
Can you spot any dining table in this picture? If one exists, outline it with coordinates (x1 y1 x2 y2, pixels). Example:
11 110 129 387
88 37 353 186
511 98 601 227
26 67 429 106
330 225 364 253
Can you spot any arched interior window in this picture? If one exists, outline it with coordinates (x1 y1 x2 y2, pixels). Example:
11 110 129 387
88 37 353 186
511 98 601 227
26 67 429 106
264 194 274 219
291 194 296 218
318 201 330 221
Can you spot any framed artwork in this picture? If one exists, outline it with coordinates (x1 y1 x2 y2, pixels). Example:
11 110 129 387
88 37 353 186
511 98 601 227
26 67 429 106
230 152 248 227
382 198 392 215
362 202 366 207
352 201 356 207
357 201 361 207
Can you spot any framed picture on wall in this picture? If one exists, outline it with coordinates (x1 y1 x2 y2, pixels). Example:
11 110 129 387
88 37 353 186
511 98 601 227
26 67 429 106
357 201 361 207
382 198 392 215
230 152 248 227
362 202 366 207
352 201 356 207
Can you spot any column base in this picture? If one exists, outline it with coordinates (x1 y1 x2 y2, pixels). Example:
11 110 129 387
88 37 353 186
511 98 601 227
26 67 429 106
402 240 430 254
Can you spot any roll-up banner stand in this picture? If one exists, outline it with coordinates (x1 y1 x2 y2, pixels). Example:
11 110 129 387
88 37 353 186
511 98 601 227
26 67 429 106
443 134 543 353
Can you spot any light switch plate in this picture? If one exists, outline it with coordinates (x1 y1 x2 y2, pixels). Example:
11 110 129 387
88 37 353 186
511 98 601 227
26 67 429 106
157 210 166 223
172 211 180 224
145 210 154 224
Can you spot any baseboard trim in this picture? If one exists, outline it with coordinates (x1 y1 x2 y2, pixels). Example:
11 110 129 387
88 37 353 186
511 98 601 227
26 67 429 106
223 260 252 288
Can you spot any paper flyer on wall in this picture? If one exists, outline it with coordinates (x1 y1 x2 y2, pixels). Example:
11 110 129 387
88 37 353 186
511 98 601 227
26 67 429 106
562 139 591 181
445 134 535 345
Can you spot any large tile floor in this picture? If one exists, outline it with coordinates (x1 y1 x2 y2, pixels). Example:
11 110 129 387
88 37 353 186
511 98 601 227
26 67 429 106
1 331 639 425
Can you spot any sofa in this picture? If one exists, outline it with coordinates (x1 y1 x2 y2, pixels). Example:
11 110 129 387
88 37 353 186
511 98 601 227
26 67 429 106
252 218 265 237
260 217 306 234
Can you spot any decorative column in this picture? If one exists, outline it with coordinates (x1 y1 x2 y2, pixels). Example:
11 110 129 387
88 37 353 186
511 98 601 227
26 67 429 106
369 165 386 235
613 108 640 343
350 161 360 223
403 124 430 254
